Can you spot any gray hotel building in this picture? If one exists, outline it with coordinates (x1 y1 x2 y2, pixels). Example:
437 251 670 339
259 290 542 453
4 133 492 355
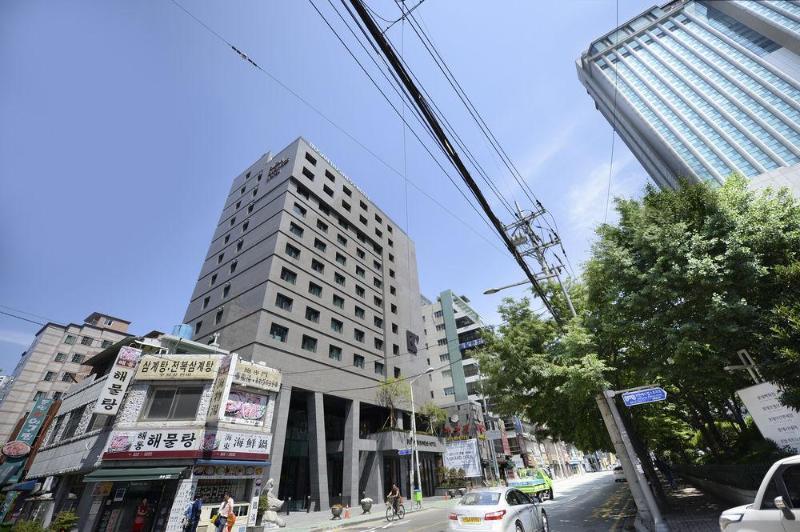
183 137 440 509
577 0 800 195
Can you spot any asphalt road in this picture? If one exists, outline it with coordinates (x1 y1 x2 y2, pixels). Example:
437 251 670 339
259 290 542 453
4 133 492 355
334 471 634 532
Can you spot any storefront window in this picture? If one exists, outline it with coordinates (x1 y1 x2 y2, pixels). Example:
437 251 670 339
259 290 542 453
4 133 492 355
141 387 202 420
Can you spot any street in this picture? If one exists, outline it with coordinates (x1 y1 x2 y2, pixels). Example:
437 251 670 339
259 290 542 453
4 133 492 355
330 471 633 531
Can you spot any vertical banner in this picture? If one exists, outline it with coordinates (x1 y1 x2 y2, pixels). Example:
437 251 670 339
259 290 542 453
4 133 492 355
92 346 141 415
207 354 237 422
16 397 55 446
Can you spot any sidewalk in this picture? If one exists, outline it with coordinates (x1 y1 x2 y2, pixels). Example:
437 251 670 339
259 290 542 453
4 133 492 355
660 476 726 532
278 496 458 531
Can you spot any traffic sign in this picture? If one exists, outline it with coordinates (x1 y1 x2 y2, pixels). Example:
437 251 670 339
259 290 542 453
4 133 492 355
621 387 667 407
398 449 412 456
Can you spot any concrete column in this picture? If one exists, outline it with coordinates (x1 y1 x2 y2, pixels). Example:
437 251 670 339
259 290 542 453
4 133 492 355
308 391 329 510
364 452 383 503
266 385 292 494
343 399 360 506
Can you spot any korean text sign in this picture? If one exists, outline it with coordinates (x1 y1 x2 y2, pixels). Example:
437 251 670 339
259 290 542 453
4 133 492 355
104 429 202 459
135 354 219 380
92 346 141 415
443 438 482 478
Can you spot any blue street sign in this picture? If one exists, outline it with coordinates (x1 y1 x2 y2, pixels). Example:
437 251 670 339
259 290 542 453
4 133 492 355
398 449 412 456
622 387 667 407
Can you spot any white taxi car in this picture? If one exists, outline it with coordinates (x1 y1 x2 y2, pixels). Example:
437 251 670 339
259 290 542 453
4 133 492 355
448 487 550 532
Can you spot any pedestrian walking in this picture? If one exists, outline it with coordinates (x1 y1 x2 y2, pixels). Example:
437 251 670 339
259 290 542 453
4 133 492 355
184 495 203 532
214 492 235 532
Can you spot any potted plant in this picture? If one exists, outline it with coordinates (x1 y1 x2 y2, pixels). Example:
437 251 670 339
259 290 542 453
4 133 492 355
330 504 344 519
359 496 373 513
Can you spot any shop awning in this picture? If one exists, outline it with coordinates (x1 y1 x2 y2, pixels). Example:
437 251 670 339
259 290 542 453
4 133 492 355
2 480 37 492
83 467 187 483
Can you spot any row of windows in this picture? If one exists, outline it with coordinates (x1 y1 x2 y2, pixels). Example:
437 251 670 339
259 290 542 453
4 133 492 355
64 334 114 349
43 370 77 383
268 322 395 376
54 352 85 364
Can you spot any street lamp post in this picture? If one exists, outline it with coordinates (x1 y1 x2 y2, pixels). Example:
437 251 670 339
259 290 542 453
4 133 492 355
409 367 434 502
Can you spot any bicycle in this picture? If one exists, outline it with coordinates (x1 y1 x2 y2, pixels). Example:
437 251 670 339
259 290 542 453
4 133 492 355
385 498 405 521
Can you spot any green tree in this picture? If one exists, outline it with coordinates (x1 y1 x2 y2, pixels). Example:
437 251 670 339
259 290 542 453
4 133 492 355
375 377 410 430
418 401 447 436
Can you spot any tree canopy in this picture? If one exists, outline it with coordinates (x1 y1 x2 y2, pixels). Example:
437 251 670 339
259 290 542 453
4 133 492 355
478 177 800 462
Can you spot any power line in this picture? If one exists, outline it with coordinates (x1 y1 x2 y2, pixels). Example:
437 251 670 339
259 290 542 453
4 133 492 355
0 310 45 327
167 0 507 257
604 0 620 225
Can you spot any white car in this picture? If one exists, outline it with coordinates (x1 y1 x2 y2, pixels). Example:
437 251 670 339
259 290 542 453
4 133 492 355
613 465 626 482
448 487 550 532
719 454 800 531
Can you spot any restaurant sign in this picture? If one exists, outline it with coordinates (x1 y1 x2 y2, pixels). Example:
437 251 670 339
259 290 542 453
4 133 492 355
18 397 54 445
93 346 141 415
202 430 271 460
104 429 203 460
232 359 281 392
135 354 219 380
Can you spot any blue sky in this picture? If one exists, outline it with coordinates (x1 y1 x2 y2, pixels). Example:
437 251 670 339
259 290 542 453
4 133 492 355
0 0 652 372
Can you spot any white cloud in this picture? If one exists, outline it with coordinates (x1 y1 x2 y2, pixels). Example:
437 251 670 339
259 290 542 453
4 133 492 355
0 329 35 348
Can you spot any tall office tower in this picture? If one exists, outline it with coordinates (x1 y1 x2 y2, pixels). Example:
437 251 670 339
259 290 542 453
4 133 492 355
183 137 436 509
0 313 130 444
420 291 487 406
577 0 800 195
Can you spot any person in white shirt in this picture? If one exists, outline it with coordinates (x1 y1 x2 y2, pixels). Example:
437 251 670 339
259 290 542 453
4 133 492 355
215 493 234 532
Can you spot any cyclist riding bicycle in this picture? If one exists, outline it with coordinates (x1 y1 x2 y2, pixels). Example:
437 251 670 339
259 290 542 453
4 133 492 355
386 484 401 515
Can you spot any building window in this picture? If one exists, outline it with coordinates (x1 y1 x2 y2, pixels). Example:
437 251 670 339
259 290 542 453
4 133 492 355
329 345 342 361
356 266 365 278
218 253 225 264
242 221 249 232
142 387 202 421
354 306 365 319
390 304 397 314
285 243 300 259
343 185 352 197
289 222 304 237
335 253 346 266
434 310 443 318
438 338 448 346
223 284 231 298
302 167 315 181
87 413 110 432
305 306 320 323
195 321 203 334
71 354 84 364
388 239 393 248
394 367 401 378
293 203 307 217
305 152 317 165
61 405 87 439
257 172 262 182
356 248 365 259
338 217 349 230
444 387 455 396
248 204 254 214
436 324 445 331
374 317 383 328
275 293 293 311
301 335 318 352
314 239 327 252
334 273 346 286
230 216 237 227
375 214 383 223
241 186 246 195
333 295 345 308
355 285 365 298
280 267 297 285
229 261 238 274
440 353 449 362
325 169 335 182
373 278 382 289
360 200 368 211
311 259 325 274
337 234 348 246
374 338 384 350
389 269 395 278
359 215 367 225
391 323 398 334
341 201 351 212
374 296 383 306
215 309 224 325
393 344 399 355
390 286 396 295
203 296 210 309
251 187 258 198
55 353 66 362
44 371 56 382
309 282 323 297
354 354 365 368
331 318 343 333
354 329 365 343
317 220 328 232
61 372 76 382
210 273 218 287
78 336 92 346
442 369 452 378
374 362 385 376
375 228 383 238
323 185 334 197
236 200 241 209
224 234 230 244
270 323 288 342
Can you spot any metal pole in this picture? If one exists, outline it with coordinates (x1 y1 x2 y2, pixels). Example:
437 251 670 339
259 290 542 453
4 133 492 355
410 381 422 500
476 363 500 481
602 391 668 531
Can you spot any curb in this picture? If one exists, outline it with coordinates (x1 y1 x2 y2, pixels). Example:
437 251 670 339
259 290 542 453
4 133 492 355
304 502 453 531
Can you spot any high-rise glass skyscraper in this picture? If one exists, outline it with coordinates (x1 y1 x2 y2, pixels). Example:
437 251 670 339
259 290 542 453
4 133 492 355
577 0 800 194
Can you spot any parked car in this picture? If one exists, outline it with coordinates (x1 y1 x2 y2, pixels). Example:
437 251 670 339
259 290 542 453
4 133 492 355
719 454 800 531
448 487 550 531
613 465 626 482
507 467 554 500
